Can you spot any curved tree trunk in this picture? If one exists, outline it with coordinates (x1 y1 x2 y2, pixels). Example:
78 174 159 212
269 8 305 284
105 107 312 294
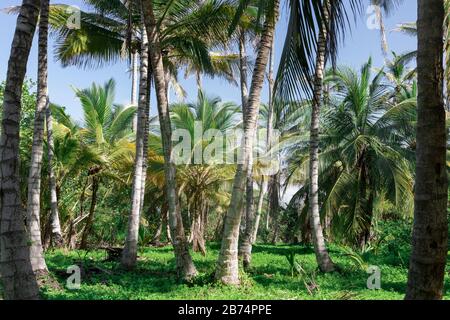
121 25 150 269
308 0 335 273
0 0 41 300
46 104 63 248
406 0 448 300
215 0 280 285
25 0 50 274
142 0 197 281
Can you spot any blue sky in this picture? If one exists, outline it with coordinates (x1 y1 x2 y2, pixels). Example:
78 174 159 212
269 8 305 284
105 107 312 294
0 0 417 121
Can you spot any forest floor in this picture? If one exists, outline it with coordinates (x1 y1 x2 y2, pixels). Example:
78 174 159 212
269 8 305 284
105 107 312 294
41 243 450 300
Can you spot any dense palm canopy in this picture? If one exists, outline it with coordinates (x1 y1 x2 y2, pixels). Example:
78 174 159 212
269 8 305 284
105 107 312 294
286 59 415 246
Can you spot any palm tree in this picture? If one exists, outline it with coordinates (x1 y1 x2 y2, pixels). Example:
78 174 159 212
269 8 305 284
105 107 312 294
286 59 415 247
370 0 404 55
51 0 236 271
73 79 136 249
122 22 150 269
406 0 448 300
142 0 197 281
307 0 334 272
274 0 363 272
0 0 41 300
46 103 64 247
26 0 50 274
46 105 98 248
170 92 241 255
215 0 280 285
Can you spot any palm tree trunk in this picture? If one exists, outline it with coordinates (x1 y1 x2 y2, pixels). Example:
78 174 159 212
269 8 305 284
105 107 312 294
239 30 249 108
26 0 51 274
0 0 41 300
240 152 254 269
191 203 206 256
238 28 254 268
215 0 280 285
142 0 197 281
80 176 99 250
265 34 276 233
269 173 281 244
46 104 63 247
121 26 150 269
131 51 139 131
406 0 448 300
308 0 335 273
252 181 265 243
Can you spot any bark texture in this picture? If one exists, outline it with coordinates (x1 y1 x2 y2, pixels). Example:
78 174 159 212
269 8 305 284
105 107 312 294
215 0 279 285
121 26 150 269
0 0 41 300
46 104 63 248
142 0 197 280
308 0 335 273
406 0 448 300
25 0 50 273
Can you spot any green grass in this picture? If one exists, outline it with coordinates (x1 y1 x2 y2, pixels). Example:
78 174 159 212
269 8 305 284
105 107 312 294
40 243 450 300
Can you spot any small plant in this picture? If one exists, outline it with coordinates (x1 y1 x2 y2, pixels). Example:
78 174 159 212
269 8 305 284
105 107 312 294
339 246 369 271
285 250 319 295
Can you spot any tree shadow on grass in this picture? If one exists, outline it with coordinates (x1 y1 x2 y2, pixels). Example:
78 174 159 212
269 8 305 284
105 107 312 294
252 244 315 256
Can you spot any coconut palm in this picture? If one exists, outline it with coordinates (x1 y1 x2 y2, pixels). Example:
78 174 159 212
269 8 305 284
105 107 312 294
72 79 136 249
49 0 237 270
45 101 64 248
141 0 197 281
171 91 241 254
215 0 280 285
275 0 363 272
0 0 41 300
406 0 448 300
26 0 50 274
286 59 415 248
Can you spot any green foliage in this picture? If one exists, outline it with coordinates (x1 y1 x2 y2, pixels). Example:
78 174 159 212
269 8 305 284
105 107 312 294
40 242 450 300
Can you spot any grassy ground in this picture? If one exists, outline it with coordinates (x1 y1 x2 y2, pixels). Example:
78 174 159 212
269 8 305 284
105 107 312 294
41 243 450 300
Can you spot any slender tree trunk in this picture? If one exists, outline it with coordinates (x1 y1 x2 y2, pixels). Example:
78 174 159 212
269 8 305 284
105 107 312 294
142 0 197 281
239 30 249 109
79 176 99 250
308 0 335 273
252 181 265 243
25 0 50 274
265 33 276 233
215 0 279 285
406 0 448 300
46 104 63 248
121 26 150 269
238 29 254 269
196 71 203 92
240 153 254 269
131 51 139 131
0 0 41 300
191 200 206 256
269 173 280 244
